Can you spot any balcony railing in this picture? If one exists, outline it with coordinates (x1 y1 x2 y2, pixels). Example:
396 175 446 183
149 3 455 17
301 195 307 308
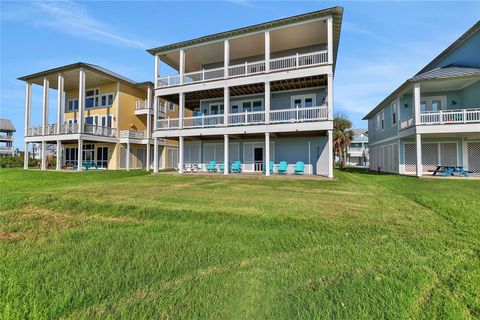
119 130 147 139
135 100 150 110
400 108 480 130
156 50 328 88
0 135 13 141
26 124 116 137
157 105 328 130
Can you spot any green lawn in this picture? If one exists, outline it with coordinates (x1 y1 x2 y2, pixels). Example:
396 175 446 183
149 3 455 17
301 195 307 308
1 169 479 319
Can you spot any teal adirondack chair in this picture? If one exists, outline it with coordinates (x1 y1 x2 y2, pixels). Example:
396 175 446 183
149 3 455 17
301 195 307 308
278 161 288 174
219 164 225 173
231 161 241 173
206 160 217 172
294 161 305 175
262 160 274 174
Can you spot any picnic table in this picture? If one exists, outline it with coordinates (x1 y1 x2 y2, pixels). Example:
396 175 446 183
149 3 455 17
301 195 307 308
430 165 471 177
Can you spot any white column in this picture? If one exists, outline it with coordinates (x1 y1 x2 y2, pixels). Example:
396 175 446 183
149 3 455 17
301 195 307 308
42 77 49 135
416 133 422 177
327 73 334 120
24 82 32 137
115 81 120 137
396 95 401 134
154 54 160 87
56 140 61 171
224 86 229 126
78 69 85 133
126 142 131 171
179 93 184 129
224 134 229 175
146 143 151 171
265 31 270 72
153 96 158 131
24 142 29 169
265 81 270 124
327 16 333 64
265 132 270 176
77 139 83 171
147 86 152 139
57 73 64 134
179 49 185 85
413 83 421 125
328 129 334 178
41 141 46 170
179 136 184 173
153 137 159 173
224 39 230 78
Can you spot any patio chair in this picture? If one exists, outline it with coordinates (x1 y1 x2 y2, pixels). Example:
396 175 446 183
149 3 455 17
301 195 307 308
231 161 242 173
219 164 225 173
206 160 217 173
184 164 192 173
294 161 305 175
278 161 288 174
192 164 200 173
262 160 274 174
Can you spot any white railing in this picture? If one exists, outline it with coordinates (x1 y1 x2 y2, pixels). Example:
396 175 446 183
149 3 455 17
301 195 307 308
135 100 151 110
400 116 415 130
119 130 145 139
156 105 328 130
157 50 328 88
58 123 79 134
0 135 13 140
26 126 42 136
0 146 15 151
83 124 117 137
420 108 480 125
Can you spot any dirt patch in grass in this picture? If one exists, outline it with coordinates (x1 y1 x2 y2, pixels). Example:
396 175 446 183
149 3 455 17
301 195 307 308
0 231 24 241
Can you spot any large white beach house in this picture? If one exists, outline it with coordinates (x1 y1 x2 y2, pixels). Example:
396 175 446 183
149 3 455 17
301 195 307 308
149 7 343 177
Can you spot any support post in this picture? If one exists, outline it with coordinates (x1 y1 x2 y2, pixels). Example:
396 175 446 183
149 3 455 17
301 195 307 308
24 142 29 169
153 137 159 173
179 93 184 129
179 136 184 173
265 132 270 176
327 73 333 120
396 95 401 134
265 31 270 72
416 133 422 177
126 142 130 171
224 39 229 78
41 141 46 170
224 134 229 175
115 81 120 137
78 69 86 133
153 96 158 131
146 143 151 171
224 86 229 126
327 16 333 64
179 49 185 85
147 85 152 138
57 73 64 134
414 83 421 125
24 82 32 137
56 140 61 171
77 139 83 172
154 54 160 88
42 77 49 135
265 81 270 124
328 129 333 178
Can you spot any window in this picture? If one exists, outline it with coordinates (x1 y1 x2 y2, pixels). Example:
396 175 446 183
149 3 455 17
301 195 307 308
242 102 252 112
391 101 397 126
85 89 99 109
376 110 385 131
100 93 114 107
231 105 239 113
252 100 263 112
68 99 79 111
420 96 446 112
101 115 112 127
291 94 316 108
209 104 224 115
381 110 385 131
169 102 175 111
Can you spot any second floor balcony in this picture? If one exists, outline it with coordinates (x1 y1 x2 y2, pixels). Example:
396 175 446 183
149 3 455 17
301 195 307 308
26 123 118 138
400 108 480 130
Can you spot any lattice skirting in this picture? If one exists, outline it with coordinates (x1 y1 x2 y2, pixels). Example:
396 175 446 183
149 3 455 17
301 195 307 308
467 142 480 173
404 142 458 174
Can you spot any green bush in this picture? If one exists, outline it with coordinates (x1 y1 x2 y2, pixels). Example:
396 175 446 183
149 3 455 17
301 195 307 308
0 156 39 168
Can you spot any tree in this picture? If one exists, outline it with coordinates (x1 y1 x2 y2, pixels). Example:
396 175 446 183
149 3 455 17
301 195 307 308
333 114 354 167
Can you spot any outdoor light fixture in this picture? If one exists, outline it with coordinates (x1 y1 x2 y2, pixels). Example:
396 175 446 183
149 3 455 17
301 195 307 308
404 103 409 108
452 100 457 105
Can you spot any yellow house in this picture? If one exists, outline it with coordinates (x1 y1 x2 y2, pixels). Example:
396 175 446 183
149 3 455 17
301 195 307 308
20 62 178 171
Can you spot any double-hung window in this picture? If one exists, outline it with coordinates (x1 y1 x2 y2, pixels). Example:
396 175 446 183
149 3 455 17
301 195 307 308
291 94 316 108
100 93 114 107
68 99 79 111
376 110 385 131
85 89 99 109
391 101 397 126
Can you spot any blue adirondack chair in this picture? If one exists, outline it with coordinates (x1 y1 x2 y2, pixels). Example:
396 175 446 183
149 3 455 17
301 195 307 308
219 164 225 173
262 160 274 174
278 161 288 174
231 161 242 173
294 161 305 175
206 160 217 172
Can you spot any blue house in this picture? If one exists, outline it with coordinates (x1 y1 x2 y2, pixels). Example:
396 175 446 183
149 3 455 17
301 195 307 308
363 22 480 176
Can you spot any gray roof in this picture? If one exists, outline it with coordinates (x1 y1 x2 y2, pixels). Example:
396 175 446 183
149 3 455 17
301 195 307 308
0 119 16 132
352 129 368 142
410 66 480 82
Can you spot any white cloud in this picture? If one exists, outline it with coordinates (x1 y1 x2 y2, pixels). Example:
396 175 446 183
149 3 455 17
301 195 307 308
3 1 153 49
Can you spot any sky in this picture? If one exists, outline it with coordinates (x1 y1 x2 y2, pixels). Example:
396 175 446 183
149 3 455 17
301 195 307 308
1 0 479 149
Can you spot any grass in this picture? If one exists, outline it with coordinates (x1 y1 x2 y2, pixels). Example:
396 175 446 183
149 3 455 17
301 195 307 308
1 168 479 319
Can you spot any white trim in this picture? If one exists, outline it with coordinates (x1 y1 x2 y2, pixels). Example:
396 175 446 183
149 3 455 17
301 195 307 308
420 95 447 112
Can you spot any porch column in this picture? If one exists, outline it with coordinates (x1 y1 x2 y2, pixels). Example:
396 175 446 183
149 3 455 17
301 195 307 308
179 49 185 85
327 16 333 64
77 139 83 172
78 68 86 133
224 134 229 175
24 82 32 137
154 54 160 87
265 81 270 124
41 141 46 170
224 86 229 126
179 136 184 173
24 142 29 169
265 132 270 176
42 77 49 135
328 129 333 178
115 81 120 137
57 73 64 134
327 73 333 120
265 31 270 72
416 133 422 177
396 95 401 134
224 39 229 78
147 86 152 139
56 140 61 171
153 137 159 173
413 83 421 125
146 143 151 171
153 96 158 131
126 142 131 171
179 93 184 129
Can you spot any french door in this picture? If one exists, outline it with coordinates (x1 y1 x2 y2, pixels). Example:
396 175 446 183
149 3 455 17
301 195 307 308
96 147 108 168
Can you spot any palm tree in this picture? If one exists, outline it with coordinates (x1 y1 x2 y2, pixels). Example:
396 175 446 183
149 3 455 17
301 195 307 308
333 114 354 167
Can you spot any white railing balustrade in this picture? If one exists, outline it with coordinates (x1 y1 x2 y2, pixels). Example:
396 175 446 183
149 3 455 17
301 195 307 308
157 50 328 87
157 118 180 129
135 100 151 110
84 124 117 137
58 123 79 134
119 130 145 139
419 108 480 125
26 126 42 136
183 114 224 128
400 116 415 130
47 124 57 135
270 106 328 123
